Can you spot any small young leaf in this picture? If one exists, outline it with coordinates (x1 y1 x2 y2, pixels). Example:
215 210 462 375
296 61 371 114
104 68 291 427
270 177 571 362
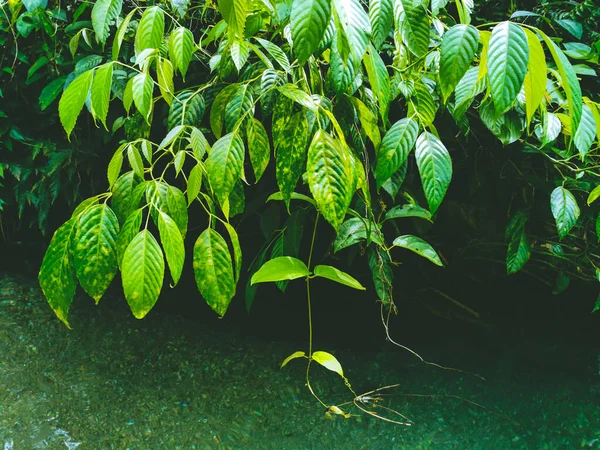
392 235 443 266
91 62 113 129
59 70 94 138
281 351 306 369
251 256 309 284
313 265 366 290
132 73 154 123
158 211 185 285
312 351 344 377
135 6 165 57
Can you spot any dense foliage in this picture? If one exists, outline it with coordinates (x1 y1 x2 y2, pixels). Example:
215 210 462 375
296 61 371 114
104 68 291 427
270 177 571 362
1 0 599 414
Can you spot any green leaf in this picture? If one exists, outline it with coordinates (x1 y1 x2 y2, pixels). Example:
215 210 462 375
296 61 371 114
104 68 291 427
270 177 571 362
116 208 143 269
223 222 242 283
392 235 443 266
368 246 393 305
277 84 317 111
400 0 430 57
487 21 529 114
376 118 418 189
74 204 120 302
550 186 580 239
291 0 332 64
39 76 67 111
381 161 407 200
111 171 143 224
587 185 600 206
193 228 236 317
333 217 384 253
246 118 270 183
218 0 247 38
539 32 583 136
225 84 254 132
132 73 154 123
91 62 113 129
363 46 390 121
333 0 371 61
156 57 174 105
438 24 479 103
230 39 250 71
384 204 432 221
187 163 203 205
348 96 380 149
112 9 135 60
369 0 393 50
276 112 309 208
523 28 547 127
281 351 306 368
134 6 165 57
107 145 124 189
413 80 437 127
158 211 184 285
557 19 582 39
168 90 205 129
127 144 145 179
210 84 239 139
313 265 365 290
122 230 165 319
39 218 78 328
307 130 355 230
59 70 93 138
312 351 344 377
251 256 309 284
255 37 291 72
267 191 316 206
168 27 195 79
574 105 596 158
207 132 245 206
91 0 122 44
505 212 530 274
166 185 188 238
415 131 452 214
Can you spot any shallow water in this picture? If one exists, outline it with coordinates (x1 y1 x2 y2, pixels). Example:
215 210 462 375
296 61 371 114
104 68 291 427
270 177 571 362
1 273 599 449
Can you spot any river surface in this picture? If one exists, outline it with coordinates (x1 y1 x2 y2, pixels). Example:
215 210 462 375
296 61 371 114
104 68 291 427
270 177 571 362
1 273 599 449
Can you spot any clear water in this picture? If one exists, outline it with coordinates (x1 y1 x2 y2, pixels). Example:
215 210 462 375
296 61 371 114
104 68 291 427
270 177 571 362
1 274 599 449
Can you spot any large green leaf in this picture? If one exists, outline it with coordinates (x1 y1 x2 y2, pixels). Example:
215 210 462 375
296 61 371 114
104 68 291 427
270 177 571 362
312 351 344 377
413 80 437 127
218 0 247 38
291 0 332 64
193 228 236 317
487 22 529 114
363 46 390 122
207 132 245 207
134 6 165 57
276 112 309 208
523 28 547 127
415 131 452 214
38 218 78 328
132 72 154 123
333 0 371 61
91 0 123 44
333 217 384 253
246 118 270 183
375 118 418 189
210 84 239 139
111 171 144 224
313 265 366 290
307 130 355 230
392 235 443 266
74 204 120 302
122 230 165 319
400 0 430 57
59 70 93 138
91 62 113 129
157 211 184 286
251 256 309 284
540 34 582 136
167 90 205 129
225 84 254 132
574 105 596 158
550 186 580 239
369 0 393 49
116 208 143 269
168 27 195 79
438 24 479 103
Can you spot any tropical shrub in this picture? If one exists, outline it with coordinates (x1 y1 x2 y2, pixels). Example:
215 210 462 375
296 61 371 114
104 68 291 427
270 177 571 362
2 0 597 414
